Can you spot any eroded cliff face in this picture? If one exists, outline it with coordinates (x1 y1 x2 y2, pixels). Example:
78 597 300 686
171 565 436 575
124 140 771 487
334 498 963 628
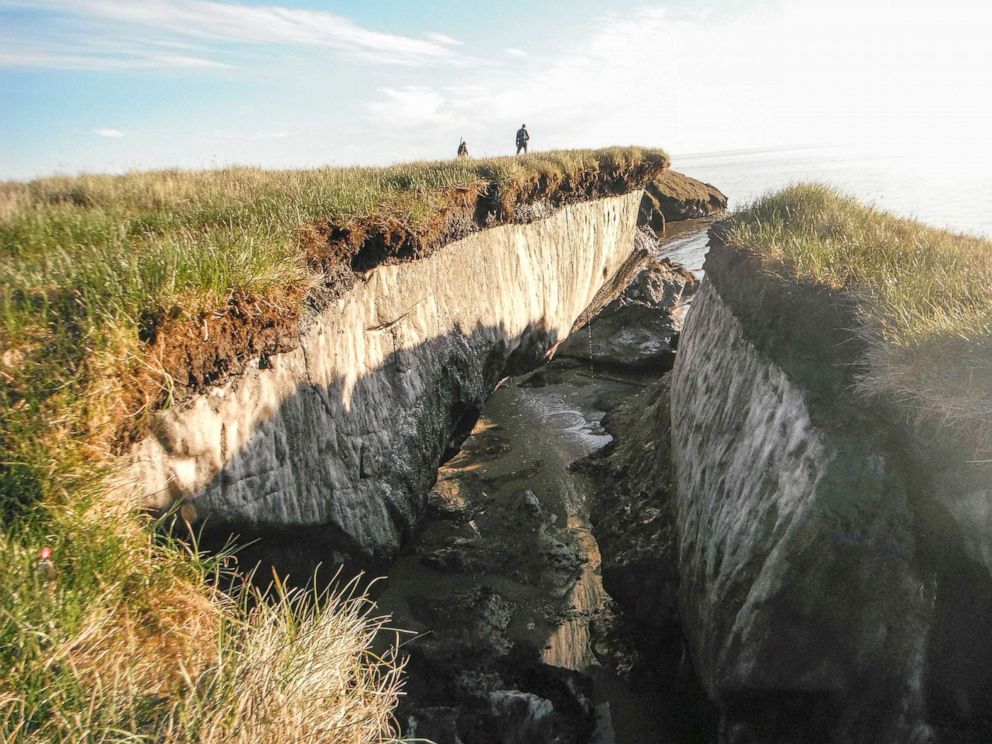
128 193 642 560
669 240 992 743
672 278 926 742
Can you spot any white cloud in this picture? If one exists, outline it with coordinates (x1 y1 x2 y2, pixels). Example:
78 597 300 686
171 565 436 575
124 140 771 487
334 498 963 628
368 86 457 128
424 32 462 46
94 128 124 138
504 48 527 58
365 0 992 161
0 33 232 70
0 0 464 69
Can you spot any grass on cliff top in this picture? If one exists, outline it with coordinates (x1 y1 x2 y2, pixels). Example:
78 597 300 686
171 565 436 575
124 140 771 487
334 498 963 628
0 147 664 741
0 145 667 333
725 183 992 445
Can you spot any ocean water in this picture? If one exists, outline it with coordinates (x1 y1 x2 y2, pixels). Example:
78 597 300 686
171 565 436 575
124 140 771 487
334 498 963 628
672 145 992 238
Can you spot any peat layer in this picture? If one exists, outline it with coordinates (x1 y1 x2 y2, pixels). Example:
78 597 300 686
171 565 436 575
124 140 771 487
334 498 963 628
132 167 723 447
152 164 666 393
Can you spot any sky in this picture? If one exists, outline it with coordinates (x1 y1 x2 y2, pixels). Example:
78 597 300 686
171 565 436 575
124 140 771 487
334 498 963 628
1 0 991 180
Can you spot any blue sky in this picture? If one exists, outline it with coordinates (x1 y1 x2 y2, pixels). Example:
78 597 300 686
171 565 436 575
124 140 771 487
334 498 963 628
1 0 990 180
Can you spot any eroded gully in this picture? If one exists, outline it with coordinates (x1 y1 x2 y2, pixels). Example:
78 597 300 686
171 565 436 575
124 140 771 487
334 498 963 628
373 225 712 743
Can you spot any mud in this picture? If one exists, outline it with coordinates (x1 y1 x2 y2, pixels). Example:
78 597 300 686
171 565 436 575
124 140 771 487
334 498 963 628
378 358 688 743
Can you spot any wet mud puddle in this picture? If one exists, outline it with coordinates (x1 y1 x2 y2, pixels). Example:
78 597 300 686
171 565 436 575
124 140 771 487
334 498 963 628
376 357 675 743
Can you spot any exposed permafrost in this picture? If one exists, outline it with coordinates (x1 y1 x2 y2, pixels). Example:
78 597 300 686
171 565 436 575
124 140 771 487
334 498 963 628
671 282 928 743
669 239 992 742
128 193 642 558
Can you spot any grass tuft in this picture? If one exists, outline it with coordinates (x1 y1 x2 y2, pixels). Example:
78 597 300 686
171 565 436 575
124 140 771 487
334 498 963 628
162 571 403 744
724 183 992 447
1 513 403 743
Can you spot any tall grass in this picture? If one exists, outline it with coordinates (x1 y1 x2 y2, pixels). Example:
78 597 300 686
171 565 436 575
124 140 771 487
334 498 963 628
724 183 992 445
169 575 403 744
1 526 403 742
0 148 664 740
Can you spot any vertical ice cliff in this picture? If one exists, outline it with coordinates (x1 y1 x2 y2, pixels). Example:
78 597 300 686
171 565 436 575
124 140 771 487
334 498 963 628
671 280 926 742
129 193 642 559
669 240 992 743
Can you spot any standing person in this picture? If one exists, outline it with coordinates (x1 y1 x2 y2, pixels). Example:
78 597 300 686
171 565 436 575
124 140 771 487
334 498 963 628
515 124 529 155
457 139 469 158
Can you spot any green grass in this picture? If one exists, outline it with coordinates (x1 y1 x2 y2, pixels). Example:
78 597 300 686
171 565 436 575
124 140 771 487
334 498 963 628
1 523 404 743
0 147 666 741
0 146 667 336
724 183 992 445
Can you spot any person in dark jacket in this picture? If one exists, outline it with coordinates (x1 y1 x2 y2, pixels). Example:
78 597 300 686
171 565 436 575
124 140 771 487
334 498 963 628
515 124 529 155
457 139 469 158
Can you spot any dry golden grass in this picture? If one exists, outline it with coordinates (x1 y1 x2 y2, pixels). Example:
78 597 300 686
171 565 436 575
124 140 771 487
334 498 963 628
1 523 403 743
165 577 403 744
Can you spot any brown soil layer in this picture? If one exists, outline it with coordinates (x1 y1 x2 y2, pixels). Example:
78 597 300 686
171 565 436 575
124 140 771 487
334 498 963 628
150 288 306 389
119 163 704 451
113 288 307 451
305 162 667 276
638 170 727 233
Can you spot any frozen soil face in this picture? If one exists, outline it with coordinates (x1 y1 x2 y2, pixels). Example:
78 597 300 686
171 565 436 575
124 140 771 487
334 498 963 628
135 168 722 427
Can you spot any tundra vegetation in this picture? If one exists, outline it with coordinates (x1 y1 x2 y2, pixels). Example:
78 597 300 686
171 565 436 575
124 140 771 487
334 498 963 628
724 183 992 447
0 147 667 741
